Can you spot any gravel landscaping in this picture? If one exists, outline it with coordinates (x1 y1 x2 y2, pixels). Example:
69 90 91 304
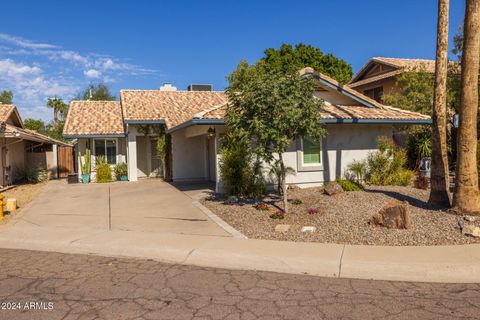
0 182 46 224
202 186 480 246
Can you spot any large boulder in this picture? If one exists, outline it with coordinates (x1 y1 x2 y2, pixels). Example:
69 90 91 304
324 182 344 196
371 200 411 229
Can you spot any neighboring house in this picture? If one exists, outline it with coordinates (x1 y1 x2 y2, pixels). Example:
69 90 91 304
348 57 438 102
0 103 72 186
63 68 430 191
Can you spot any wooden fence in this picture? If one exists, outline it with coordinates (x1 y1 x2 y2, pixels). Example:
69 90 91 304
58 146 75 178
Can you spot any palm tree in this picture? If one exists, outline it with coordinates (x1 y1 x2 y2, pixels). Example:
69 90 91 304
47 96 68 128
428 0 451 208
452 0 480 214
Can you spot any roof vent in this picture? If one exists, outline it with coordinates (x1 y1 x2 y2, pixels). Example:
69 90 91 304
187 84 213 91
160 83 177 91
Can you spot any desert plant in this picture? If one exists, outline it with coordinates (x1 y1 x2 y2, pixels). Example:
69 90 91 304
366 137 415 186
406 128 432 169
289 198 302 205
114 162 128 180
14 166 48 184
79 148 91 175
307 207 319 215
347 160 367 183
254 203 270 211
269 210 285 219
95 156 112 183
268 159 296 194
336 178 364 192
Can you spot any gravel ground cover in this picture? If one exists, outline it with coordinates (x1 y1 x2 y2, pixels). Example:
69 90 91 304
202 186 480 246
0 181 46 224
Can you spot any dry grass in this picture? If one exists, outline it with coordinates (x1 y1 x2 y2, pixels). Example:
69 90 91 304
202 186 479 246
0 181 47 224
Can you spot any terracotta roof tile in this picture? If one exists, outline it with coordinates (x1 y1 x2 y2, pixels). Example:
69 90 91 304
0 104 15 122
371 57 437 72
63 101 124 136
196 102 430 123
120 90 228 128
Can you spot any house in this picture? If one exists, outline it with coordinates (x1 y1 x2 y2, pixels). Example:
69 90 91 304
63 68 430 191
348 57 438 102
0 103 73 186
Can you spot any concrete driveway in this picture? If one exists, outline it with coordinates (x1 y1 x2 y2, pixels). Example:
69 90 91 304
10 179 230 237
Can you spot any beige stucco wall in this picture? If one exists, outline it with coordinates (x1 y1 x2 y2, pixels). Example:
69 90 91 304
171 130 208 182
8 140 26 183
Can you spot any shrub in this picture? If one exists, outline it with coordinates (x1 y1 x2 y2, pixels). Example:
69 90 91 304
406 128 432 169
219 134 265 197
307 207 319 215
95 156 112 183
114 162 128 180
289 198 302 205
366 137 415 186
336 178 364 191
14 166 48 184
414 172 430 190
269 210 285 219
254 202 270 211
347 160 367 183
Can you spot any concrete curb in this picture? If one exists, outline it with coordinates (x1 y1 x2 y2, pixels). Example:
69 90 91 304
0 224 479 283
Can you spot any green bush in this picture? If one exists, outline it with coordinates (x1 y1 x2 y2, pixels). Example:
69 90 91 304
366 137 415 186
95 156 112 183
336 178 364 191
114 162 128 179
347 160 367 183
219 134 265 197
14 166 48 184
406 128 432 169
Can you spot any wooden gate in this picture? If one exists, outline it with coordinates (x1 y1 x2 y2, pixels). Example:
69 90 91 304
58 146 74 178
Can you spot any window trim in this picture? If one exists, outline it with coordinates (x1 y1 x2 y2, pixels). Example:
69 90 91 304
93 138 118 166
296 137 324 172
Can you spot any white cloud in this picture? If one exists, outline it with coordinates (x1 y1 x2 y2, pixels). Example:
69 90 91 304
0 33 58 50
84 69 101 78
0 32 158 121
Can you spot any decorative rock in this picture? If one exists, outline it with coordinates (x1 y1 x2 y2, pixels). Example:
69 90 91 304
371 200 411 229
275 224 291 232
301 226 316 233
464 216 477 222
324 182 344 196
462 224 480 238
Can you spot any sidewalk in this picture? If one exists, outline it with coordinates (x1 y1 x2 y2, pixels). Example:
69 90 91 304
0 222 479 283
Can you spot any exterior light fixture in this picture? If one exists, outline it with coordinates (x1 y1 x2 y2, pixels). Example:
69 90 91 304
207 127 216 138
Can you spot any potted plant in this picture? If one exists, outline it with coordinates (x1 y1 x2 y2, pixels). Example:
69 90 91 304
114 162 128 181
79 148 91 184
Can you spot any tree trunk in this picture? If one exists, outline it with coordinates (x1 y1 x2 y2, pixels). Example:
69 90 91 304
453 0 480 214
428 0 451 208
53 110 58 128
278 153 288 213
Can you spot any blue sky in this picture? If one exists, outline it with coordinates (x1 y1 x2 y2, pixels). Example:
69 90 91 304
0 0 466 121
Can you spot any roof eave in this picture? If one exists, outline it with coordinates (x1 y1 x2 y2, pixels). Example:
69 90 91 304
167 119 225 134
63 134 127 139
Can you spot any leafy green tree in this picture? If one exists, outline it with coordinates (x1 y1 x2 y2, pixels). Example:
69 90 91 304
24 118 47 134
261 43 353 84
0 90 13 104
78 84 116 101
226 61 325 212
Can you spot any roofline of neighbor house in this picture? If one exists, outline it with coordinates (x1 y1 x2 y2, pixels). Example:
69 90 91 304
125 120 166 125
63 134 127 139
167 118 432 133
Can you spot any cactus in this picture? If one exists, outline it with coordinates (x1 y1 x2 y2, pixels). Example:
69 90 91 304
79 148 91 175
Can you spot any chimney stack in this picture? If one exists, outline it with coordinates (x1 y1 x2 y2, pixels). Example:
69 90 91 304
159 83 177 91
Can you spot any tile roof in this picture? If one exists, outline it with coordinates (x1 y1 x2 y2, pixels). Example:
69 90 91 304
371 57 437 73
195 102 430 123
120 90 228 128
0 103 23 127
1 123 70 145
348 70 403 88
63 101 125 136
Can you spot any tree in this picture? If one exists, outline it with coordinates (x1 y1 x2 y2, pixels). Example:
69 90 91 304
46 96 68 128
0 90 13 104
428 0 451 208
453 0 480 214
226 61 325 212
261 44 353 84
24 118 47 134
78 84 116 101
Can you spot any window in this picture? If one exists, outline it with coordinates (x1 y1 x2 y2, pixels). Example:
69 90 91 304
364 86 384 103
94 139 117 165
302 136 321 165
